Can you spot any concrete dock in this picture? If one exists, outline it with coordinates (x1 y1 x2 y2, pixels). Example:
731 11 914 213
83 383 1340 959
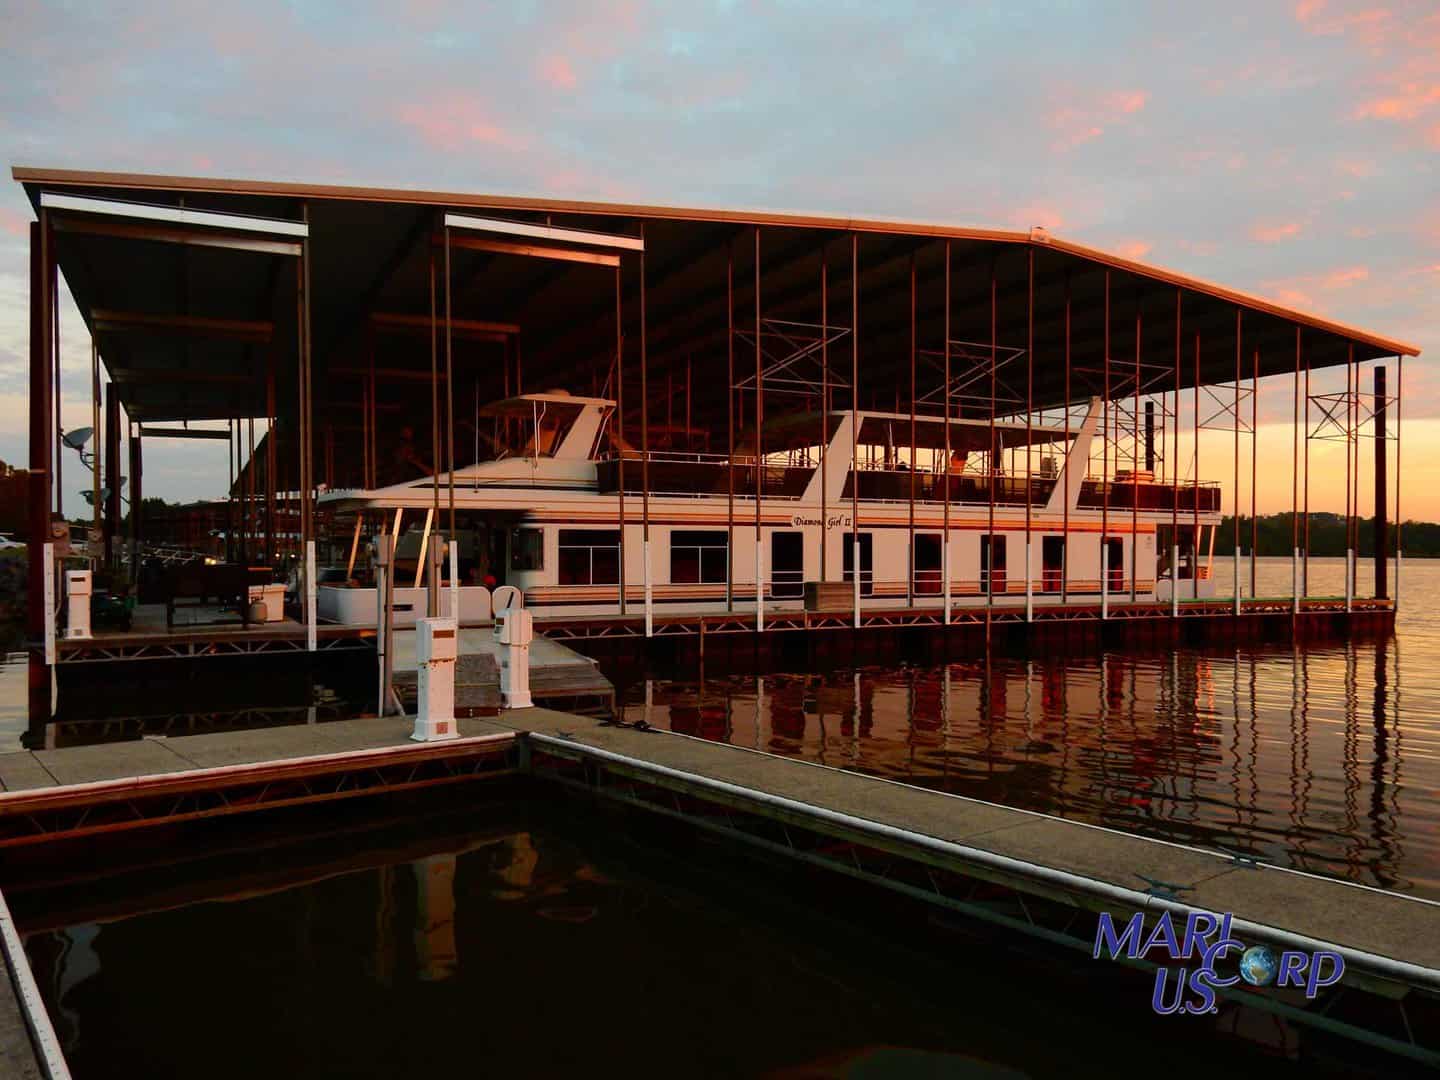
1 704 1436 1068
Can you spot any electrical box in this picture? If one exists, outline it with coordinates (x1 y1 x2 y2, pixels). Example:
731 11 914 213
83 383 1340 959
65 569 93 640
412 616 459 742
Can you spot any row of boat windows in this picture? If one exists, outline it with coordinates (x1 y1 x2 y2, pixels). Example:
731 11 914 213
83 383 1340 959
509 528 1122 588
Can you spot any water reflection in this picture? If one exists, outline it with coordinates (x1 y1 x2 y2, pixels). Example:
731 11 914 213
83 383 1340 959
626 559 1440 898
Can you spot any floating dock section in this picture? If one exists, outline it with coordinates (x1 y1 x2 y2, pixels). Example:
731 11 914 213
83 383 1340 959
1 706 1437 1069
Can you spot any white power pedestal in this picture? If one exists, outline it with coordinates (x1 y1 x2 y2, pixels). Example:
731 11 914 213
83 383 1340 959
497 608 534 709
412 617 459 742
64 569 92 640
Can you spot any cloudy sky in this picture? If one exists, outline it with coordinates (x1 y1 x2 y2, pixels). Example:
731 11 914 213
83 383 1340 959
0 1 1436 518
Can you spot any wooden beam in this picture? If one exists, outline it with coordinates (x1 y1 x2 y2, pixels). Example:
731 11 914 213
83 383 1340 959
110 368 253 384
136 426 233 440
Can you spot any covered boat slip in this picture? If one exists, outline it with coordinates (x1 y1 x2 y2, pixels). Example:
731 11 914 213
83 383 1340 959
14 166 1417 696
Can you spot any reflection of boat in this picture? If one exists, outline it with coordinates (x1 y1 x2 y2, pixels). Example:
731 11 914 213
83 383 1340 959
318 390 1222 621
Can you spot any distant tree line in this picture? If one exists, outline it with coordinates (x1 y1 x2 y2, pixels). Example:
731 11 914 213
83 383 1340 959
1210 512 1438 557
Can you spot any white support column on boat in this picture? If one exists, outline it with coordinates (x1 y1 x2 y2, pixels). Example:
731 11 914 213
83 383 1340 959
305 539 317 652
755 534 764 632
374 533 390 715
42 542 55 667
1100 542 1109 620
1171 543 1180 617
1024 538 1033 622
1345 548 1354 612
643 538 653 637
1292 547 1300 615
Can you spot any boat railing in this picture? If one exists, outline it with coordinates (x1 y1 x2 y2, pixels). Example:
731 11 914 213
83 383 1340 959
595 457 810 499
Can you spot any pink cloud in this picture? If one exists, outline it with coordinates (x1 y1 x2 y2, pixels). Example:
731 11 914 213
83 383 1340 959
1114 240 1151 259
1336 157 1377 177
0 208 29 237
1046 87 1148 152
1294 0 1326 22
1321 265 1369 288
538 54 577 90
1250 221 1305 243
1355 85 1440 121
1008 203 1066 231
394 97 526 152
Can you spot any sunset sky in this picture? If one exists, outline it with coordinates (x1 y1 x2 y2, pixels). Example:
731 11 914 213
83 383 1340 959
0 1 1435 519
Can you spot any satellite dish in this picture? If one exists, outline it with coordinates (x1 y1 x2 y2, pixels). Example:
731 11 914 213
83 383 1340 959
62 427 94 450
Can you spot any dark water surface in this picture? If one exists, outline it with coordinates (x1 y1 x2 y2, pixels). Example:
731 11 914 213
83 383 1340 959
11 795 1412 1078
621 558 1440 899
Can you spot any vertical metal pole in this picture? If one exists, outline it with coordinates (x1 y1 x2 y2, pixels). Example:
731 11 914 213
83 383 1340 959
1394 353 1403 608
428 242 440 617
445 226 455 543
641 223 652 637
1292 328 1301 616
755 227 764 632
1101 272 1110 619
726 242 734 612
1131 292 1140 604
267 348 277 562
27 220 53 733
52 235 61 519
1172 289 1180 617
908 252 917 609
91 338 101 558
300 208 316 651
1304 339 1311 597
1344 343 1353 613
1193 330 1200 601
1063 271 1071 604
820 246 828 585
1374 365 1387 599
1234 310 1241 616
1025 248 1034 622
851 233 861 629
615 264 627 616
988 258 997 631
104 385 119 568
943 241 952 624
1251 346 1259 598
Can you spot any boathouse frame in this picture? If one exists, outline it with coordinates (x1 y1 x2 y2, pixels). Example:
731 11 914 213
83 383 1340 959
13 166 1420 731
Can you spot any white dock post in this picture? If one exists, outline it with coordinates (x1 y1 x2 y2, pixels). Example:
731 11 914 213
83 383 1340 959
412 616 459 741
498 607 534 709
643 538 653 638
64 569 92 640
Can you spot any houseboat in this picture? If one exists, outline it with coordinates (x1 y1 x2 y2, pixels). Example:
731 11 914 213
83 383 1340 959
316 390 1222 625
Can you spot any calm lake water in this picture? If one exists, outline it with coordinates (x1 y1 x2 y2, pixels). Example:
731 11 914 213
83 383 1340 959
11 795 1418 1078
620 557 1440 900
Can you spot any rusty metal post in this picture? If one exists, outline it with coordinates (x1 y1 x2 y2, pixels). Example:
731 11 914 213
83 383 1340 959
1193 330 1200 601
1063 271 1071 604
615 264 627 616
445 225 455 544
1101 271 1110 618
1251 346 1259 598
820 245 829 585
1344 343 1354 612
988 258 997 631
27 219 53 735
850 233 860 628
725 241 734 611
1025 248 1034 621
1233 310 1241 616
754 227 764 631
1172 289 1181 617
1374 365 1388 599
1394 353 1403 607
641 223 651 636
1292 328 1300 615
104 384 119 567
1131 292 1141 604
1303 339 1311 597
943 241 952 623
90 338 101 558
908 252 916 609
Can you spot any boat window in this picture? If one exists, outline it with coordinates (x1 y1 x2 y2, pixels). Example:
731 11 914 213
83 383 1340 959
558 529 620 585
491 402 582 460
510 527 544 572
671 530 728 584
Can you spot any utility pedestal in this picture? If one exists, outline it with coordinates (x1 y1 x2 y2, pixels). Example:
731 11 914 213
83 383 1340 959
64 569 92 640
498 607 534 710
412 616 459 742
